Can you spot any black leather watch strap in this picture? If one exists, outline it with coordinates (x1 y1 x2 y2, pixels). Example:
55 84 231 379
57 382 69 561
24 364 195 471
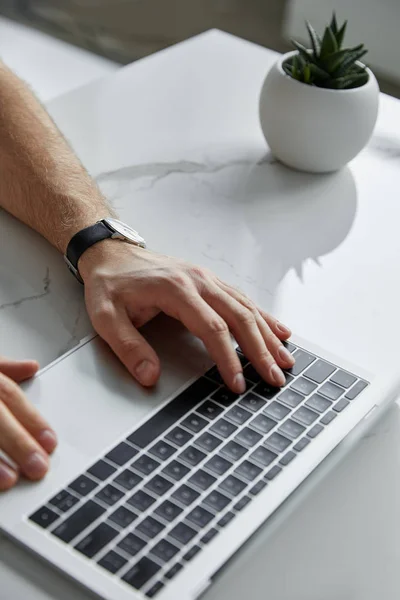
64 220 113 283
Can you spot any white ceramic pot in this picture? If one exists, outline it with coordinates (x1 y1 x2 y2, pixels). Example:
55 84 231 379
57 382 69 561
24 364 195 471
259 51 380 173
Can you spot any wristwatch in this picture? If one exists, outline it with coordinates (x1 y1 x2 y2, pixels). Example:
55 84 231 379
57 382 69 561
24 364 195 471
64 218 147 283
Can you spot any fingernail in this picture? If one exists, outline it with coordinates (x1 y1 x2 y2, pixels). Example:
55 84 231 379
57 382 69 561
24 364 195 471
276 322 291 336
278 345 295 365
0 463 17 485
25 452 48 479
135 360 156 386
38 429 58 453
233 373 246 394
270 364 286 387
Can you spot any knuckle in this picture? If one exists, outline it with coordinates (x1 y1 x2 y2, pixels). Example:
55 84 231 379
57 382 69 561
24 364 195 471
90 302 115 325
258 349 274 366
206 318 229 336
0 373 18 401
169 269 190 289
118 337 143 358
190 265 210 281
235 307 256 326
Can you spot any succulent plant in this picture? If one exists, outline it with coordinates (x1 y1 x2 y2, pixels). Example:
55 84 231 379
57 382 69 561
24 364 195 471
284 13 369 90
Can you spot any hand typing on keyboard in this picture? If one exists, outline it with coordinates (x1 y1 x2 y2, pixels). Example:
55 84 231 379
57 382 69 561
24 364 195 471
79 242 294 393
0 357 57 491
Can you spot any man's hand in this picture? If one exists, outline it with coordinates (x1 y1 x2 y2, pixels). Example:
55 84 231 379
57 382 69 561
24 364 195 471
0 358 57 491
79 242 295 393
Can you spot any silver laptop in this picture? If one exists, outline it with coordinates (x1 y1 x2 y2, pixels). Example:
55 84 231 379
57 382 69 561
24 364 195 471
0 315 399 600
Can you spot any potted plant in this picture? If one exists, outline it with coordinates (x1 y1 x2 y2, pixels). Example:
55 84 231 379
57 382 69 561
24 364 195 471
259 14 379 173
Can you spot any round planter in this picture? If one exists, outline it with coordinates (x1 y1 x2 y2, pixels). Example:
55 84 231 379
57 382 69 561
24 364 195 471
259 51 380 173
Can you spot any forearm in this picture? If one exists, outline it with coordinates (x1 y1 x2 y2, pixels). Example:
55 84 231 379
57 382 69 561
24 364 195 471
0 61 113 254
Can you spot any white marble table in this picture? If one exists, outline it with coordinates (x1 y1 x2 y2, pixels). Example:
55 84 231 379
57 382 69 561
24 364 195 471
2 29 400 600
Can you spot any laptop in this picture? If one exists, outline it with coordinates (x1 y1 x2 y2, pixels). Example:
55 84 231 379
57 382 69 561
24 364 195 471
0 315 399 600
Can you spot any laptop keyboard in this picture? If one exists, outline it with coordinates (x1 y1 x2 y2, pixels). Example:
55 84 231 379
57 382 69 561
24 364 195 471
29 343 368 598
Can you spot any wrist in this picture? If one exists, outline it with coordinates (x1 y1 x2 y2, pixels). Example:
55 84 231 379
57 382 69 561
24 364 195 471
78 239 146 283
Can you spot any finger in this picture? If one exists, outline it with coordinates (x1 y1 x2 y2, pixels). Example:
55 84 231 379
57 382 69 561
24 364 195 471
159 288 245 394
91 303 161 387
204 284 288 386
0 401 49 481
0 372 57 455
0 458 18 491
0 358 39 383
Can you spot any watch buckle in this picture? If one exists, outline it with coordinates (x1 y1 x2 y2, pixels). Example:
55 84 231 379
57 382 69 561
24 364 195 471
63 255 84 284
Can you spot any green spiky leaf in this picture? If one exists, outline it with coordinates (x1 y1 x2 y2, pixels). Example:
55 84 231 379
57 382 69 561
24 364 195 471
308 63 330 81
320 25 338 57
335 20 347 48
291 39 314 63
330 12 338 35
306 20 320 58
334 48 368 76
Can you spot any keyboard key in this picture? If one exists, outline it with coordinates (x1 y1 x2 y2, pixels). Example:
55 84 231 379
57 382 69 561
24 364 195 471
188 469 216 491
306 394 332 413
288 349 316 376
109 506 138 528
29 506 59 529
204 454 232 475
333 398 350 412
290 377 317 396
278 389 304 409
95 484 124 506
217 511 235 527
249 480 267 496
225 405 252 425
220 475 247 496
203 490 231 512
320 411 337 425
145 475 173 496
181 413 208 434
195 432 222 452
122 557 160 590
243 364 262 384
52 501 105 542
279 451 296 466
151 539 179 563
106 442 138 466
235 427 262 448
283 341 296 353
179 446 206 466
283 373 294 387
304 360 335 384
220 441 248 462
131 454 160 476
201 528 219 544
318 382 343 401
187 505 214 528
169 522 197 545
118 533 147 556
249 414 276 435
69 475 98 497
113 469 142 491
155 500 183 522
87 460 116 481
265 466 282 480
146 582 164 598
75 523 118 558
197 400 224 420
172 485 200 506
98 550 127 574
308 424 324 438
235 460 262 482
162 460 190 481
253 381 279 400
183 545 201 562
165 562 183 580
210 418 238 438
293 437 310 452
250 446 277 467
236 350 249 366
166 427 193 447
345 380 368 400
49 490 79 513
265 432 291 453
331 370 357 389
264 401 291 422
278 419 305 439
149 440 177 461
293 406 319 426
128 377 218 448
211 387 239 407
234 496 251 511
137 516 165 539
127 490 156 512
205 366 224 384
239 393 266 412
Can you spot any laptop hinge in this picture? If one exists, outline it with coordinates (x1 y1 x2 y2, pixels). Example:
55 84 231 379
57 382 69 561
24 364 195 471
191 578 212 599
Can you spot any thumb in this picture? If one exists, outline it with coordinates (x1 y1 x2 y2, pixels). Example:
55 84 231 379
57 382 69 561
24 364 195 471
92 305 161 387
0 357 40 382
